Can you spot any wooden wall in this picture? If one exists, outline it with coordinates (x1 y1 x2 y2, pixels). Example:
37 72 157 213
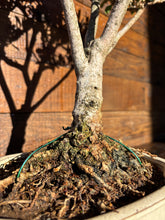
0 0 165 156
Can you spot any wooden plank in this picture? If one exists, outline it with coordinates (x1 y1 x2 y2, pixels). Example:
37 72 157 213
0 60 76 113
103 49 151 82
0 111 154 156
0 2 150 64
102 75 151 111
76 0 91 8
115 28 150 60
104 48 165 84
0 8 70 65
2 3 165 86
102 111 152 146
2 59 165 113
1 0 165 157
121 9 149 37
1 1 164 67
103 76 165 112
0 112 73 156
0 60 152 113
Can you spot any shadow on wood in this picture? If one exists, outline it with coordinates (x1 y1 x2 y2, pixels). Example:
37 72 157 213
148 3 165 142
0 0 75 154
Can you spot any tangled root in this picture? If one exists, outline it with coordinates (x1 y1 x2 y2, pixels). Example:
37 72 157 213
0 129 155 219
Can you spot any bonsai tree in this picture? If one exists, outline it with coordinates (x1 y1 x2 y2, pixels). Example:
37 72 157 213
0 0 164 219
62 0 165 134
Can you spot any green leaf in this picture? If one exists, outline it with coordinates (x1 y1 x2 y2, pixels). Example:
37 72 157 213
105 5 112 14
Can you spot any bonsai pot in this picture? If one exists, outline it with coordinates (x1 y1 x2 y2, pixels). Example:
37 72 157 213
0 153 164 220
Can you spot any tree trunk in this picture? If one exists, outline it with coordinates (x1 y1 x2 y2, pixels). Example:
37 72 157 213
72 49 104 133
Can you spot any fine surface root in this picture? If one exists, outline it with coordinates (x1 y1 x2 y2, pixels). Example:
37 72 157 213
0 129 164 219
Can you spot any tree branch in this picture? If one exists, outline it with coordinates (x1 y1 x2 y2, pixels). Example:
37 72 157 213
108 7 145 54
99 0 130 57
60 0 87 72
117 8 145 41
129 0 165 9
85 0 101 47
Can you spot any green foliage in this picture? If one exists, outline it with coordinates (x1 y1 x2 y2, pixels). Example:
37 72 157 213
101 0 114 14
105 5 112 13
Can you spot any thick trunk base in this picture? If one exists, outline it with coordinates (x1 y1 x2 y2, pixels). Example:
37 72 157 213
0 128 163 219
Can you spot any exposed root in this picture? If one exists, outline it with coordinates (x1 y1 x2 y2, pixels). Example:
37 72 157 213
0 128 163 219
0 200 31 206
58 197 73 218
76 157 112 190
0 176 15 193
23 179 46 211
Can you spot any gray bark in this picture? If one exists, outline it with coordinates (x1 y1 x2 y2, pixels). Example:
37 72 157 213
99 0 130 58
60 0 165 132
60 0 87 73
72 44 104 132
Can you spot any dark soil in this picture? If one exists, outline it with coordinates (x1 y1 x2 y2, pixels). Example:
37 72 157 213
0 128 164 220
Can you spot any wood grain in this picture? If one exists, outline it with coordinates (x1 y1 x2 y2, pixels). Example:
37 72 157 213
0 111 153 156
0 59 154 113
0 61 76 113
102 75 151 111
0 1 165 155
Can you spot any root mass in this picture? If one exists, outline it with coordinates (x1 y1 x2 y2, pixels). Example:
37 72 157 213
0 128 161 219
